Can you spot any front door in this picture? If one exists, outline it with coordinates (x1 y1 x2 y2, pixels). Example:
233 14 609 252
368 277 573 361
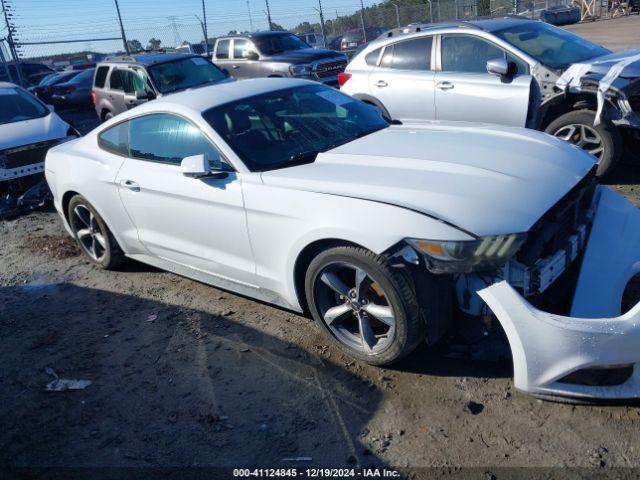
368 36 436 122
434 34 533 127
114 113 256 285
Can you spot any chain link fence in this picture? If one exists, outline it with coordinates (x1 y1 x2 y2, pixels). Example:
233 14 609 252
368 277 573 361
1 0 628 87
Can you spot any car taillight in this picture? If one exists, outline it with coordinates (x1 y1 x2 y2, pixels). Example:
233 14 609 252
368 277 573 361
337 72 352 87
91 91 96 105
340 39 347 50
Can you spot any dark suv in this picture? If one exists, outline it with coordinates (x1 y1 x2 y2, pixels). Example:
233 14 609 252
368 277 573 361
92 53 231 121
212 31 347 86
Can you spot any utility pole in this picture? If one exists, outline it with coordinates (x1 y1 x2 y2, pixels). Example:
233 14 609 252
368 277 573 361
1 0 23 85
265 0 273 30
113 0 129 54
247 0 254 31
201 0 209 55
391 2 400 27
316 0 326 47
359 0 367 43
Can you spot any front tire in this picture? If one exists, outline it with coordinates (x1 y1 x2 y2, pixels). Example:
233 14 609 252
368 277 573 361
305 246 426 365
68 195 124 270
545 109 621 177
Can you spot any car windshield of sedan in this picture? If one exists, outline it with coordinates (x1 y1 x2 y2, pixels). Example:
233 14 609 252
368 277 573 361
253 33 310 55
0 87 49 125
493 23 610 69
203 84 389 171
147 56 227 94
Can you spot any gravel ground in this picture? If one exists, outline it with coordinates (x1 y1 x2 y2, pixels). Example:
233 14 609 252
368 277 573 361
2 18 640 474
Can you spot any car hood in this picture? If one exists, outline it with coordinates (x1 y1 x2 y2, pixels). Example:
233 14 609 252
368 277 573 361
577 49 640 79
0 112 69 150
267 48 345 63
261 123 595 237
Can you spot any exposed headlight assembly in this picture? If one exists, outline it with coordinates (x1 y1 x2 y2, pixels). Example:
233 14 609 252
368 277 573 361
407 234 527 273
289 64 312 77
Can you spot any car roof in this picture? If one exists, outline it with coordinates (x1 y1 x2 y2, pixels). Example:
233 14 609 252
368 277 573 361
100 53 198 66
220 30 293 39
378 17 535 40
113 78 311 117
0 81 19 90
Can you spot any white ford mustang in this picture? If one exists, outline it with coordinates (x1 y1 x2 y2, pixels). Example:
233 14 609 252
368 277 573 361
45 78 640 401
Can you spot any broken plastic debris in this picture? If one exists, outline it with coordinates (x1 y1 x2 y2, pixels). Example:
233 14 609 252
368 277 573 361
282 457 313 461
147 313 158 322
556 50 640 126
44 367 91 392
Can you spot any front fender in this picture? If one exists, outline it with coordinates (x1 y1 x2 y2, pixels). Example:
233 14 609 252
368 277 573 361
243 181 473 310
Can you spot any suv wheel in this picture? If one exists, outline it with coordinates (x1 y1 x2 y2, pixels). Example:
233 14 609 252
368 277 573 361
305 246 426 365
545 109 621 177
103 110 113 122
68 195 124 269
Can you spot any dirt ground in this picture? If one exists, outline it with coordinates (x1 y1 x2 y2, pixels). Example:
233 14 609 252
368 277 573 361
2 16 640 476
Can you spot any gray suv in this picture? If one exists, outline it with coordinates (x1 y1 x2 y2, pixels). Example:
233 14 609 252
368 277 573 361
92 53 230 121
213 31 347 86
341 18 640 176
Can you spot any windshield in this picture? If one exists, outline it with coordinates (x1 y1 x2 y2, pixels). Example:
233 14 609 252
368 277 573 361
0 87 49 125
68 68 95 85
147 56 227 94
203 84 388 172
253 33 310 55
493 22 610 69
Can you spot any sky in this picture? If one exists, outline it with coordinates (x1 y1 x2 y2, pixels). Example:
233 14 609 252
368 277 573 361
1 0 379 58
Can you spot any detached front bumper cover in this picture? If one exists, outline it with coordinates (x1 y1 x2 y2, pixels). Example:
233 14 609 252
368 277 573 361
478 186 640 400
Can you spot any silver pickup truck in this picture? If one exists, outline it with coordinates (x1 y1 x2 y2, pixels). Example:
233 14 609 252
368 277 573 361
213 31 348 87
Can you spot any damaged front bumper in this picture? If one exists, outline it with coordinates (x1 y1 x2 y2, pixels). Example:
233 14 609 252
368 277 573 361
478 186 640 401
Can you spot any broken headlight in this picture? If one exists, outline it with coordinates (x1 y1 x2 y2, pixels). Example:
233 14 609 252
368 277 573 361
407 234 527 273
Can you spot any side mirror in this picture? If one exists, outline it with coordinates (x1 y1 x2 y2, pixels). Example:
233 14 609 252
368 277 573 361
181 154 211 178
181 154 226 179
486 58 509 77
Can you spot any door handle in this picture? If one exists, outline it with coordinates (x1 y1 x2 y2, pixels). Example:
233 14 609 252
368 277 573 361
436 81 454 90
120 179 140 192
375 80 388 88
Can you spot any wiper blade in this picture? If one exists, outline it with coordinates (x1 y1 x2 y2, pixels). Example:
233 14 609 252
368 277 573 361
267 150 319 170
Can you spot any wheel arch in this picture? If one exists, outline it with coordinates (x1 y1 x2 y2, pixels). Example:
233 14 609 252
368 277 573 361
293 238 365 312
538 93 599 130
352 94 392 120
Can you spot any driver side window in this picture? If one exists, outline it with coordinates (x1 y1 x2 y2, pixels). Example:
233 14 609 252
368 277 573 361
441 35 528 75
98 114 224 167
128 114 223 166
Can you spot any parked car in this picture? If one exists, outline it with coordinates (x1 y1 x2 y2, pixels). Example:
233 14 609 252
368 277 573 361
326 35 343 51
0 62 56 87
340 18 640 176
92 53 231 121
44 78 640 401
0 82 78 217
50 68 95 109
175 42 213 56
296 32 325 48
340 27 386 52
29 70 81 104
212 31 347 85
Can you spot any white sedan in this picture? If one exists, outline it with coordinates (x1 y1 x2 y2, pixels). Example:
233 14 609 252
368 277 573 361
45 78 640 401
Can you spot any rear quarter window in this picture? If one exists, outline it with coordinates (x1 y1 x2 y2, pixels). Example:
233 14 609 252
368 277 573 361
94 66 109 88
365 48 381 66
98 121 129 156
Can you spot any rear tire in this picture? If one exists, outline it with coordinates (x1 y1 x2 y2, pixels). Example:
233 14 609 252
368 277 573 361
545 109 621 177
68 195 124 270
103 111 113 122
305 246 426 365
